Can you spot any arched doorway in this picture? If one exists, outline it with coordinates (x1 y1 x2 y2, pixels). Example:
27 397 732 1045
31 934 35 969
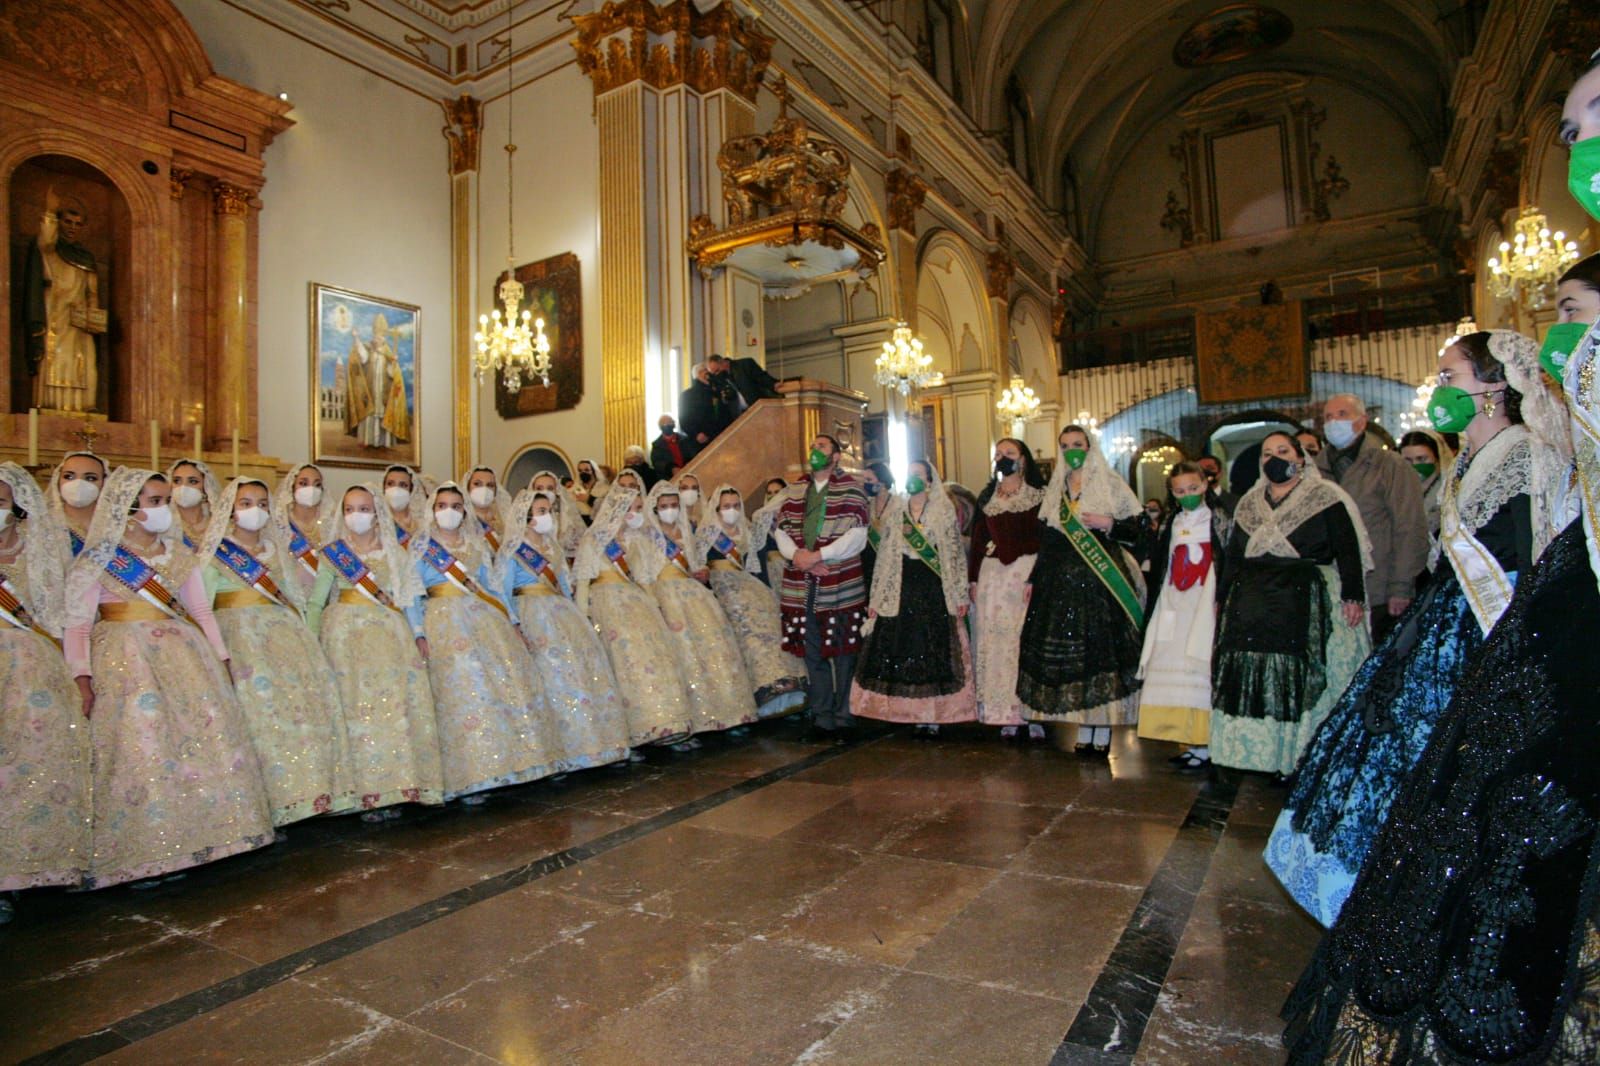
1204 410 1302 497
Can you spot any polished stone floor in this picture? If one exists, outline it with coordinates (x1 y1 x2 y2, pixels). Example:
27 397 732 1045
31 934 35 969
1 722 1321 1065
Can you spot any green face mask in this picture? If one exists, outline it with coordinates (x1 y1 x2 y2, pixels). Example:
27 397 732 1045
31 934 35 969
1427 385 1483 433
807 448 830 472
1540 320 1591 382
1411 462 1437 480
904 475 927 495
1570 136 1600 222
1175 492 1204 511
1060 447 1087 470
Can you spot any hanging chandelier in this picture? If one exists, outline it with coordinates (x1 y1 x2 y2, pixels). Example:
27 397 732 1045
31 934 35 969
473 8 552 391
875 322 936 395
1486 207 1579 309
996 376 1039 423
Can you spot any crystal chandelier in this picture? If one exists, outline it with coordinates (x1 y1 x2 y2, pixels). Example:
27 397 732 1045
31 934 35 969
996 376 1040 423
875 323 936 395
1487 207 1579 308
473 8 552 391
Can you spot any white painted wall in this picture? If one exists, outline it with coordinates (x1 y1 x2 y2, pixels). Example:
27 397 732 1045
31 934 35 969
172 0 453 500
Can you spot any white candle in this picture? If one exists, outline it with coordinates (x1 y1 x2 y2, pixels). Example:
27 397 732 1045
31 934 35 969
150 419 160 472
231 429 240 477
27 408 38 466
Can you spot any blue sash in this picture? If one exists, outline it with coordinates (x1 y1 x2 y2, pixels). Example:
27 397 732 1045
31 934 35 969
604 539 632 579
68 528 84 556
514 541 562 592
288 521 319 573
422 538 509 617
105 546 190 624
321 539 397 613
182 532 197 550
396 525 411 547
655 529 692 573
214 538 287 607
710 529 743 568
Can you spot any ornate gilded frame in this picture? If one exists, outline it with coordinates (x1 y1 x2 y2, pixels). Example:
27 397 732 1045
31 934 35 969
308 281 422 469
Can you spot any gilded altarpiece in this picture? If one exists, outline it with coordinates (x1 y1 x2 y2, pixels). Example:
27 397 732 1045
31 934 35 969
0 0 290 472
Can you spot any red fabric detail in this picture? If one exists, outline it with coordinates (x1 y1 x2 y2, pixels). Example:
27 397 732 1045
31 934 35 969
665 435 684 466
1170 542 1213 591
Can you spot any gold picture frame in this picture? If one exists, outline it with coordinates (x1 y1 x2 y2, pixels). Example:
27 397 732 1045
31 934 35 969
309 282 421 468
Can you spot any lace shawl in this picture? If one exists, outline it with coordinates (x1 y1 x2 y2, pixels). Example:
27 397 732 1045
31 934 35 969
0 462 69 636
272 462 336 543
693 483 753 567
64 466 193 629
573 487 638 585
1429 425 1533 572
674 474 705 529
1562 318 1600 594
382 464 429 540
45 450 104 558
463 466 514 541
325 482 424 604
167 457 223 531
643 480 699 572
747 486 797 574
1234 463 1374 571
1039 434 1141 533
526 469 586 558
1488 329 1574 563
868 468 969 618
498 489 573 595
411 480 495 577
573 456 610 514
983 480 1045 516
191 476 309 611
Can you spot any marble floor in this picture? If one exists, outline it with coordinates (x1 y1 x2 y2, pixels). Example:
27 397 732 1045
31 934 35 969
1 722 1321 1065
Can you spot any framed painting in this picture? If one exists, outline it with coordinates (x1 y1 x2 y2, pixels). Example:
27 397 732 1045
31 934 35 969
309 283 420 468
493 252 583 418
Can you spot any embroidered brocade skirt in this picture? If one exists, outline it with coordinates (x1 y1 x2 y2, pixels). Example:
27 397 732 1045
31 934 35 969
973 553 1036 726
423 594 557 798
515 591 632 770
0 628 91 890
587 578 693 745
650 573 757 733
215 602 358 825
852 559 976 724
85 617 273 888
319 601 445 810
707 564 806 716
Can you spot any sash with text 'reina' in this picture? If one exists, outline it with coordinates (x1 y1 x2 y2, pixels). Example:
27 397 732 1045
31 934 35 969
1059 496 1143 628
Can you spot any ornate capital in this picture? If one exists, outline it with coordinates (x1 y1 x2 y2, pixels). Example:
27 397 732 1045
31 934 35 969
441 94 483 176
212 181 252 215
572 0 772 101
986 247 1014 299
885 167 927 235
169 166 194 201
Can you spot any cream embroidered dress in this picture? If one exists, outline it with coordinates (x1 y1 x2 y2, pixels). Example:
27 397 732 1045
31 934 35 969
695 485 806 718
64 467 273 888
0 463 91 891
636 482 757 733
305 491 444 812
198 478 357 826
574 490 693 745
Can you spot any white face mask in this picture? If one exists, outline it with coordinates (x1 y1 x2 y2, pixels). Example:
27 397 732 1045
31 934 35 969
720 506 743 525
469 486 496 508
234 505 270 532
384 486 412 511
656 507 680 526
531 513 556 535
1322 419 1358 449
173 485 204 509
60 479 100 508
625 511 645 529
138 505 173 534
435 508 465 531
295 485 324 508
344 511 375 535
677 488 699 507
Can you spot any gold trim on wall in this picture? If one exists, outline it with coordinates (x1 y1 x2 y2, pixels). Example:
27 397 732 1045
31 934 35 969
598 85 648 468
450 170 474 472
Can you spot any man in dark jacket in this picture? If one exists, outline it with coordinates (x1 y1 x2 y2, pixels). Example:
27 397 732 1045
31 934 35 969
680 361 733 447
650 414 694 482
709 352 781 411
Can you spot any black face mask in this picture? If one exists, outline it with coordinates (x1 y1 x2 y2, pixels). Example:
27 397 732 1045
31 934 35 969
660 423 675 434
579 471 594 484
1262 455 1299 484
864 482 880 497
995 456 1018 477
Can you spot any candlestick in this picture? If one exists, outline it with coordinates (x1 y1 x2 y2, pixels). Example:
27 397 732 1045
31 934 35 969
150 419 159 472
194 422 203 459
231 429 240 478
27 408 38 466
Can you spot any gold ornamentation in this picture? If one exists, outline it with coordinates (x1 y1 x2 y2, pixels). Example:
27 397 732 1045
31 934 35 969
0 1 147 106
572 0 772 102
885 167 928 235
1312 155 1350 222
169 166 194 201
440 94 483 175
1160 189 1194 246
212 181 252 216
986 246 1014 299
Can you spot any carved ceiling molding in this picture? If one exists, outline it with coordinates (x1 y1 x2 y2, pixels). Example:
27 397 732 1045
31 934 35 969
572 0 773 101
886 167 929 235
440 93 484 175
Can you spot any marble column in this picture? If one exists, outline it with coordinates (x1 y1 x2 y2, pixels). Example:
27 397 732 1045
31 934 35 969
442 93 483 474
211 181 251 448
168 167 194 437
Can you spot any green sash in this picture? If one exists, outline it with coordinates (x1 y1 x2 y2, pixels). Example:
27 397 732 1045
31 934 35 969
867 524 881 552
1059 497 1143 627
901 511 941 575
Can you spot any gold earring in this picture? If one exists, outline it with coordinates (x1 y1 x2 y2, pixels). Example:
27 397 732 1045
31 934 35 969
1483 393 1497 418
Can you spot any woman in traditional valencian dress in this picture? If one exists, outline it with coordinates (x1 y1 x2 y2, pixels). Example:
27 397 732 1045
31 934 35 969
749 478 791 602
168 458 222 547
0 463 90 919
46 450 106 558
696 483 806 719
1397 429 1452 555
502 490 632 770
410 482 555 802
1017 425 1147 754
464 466 513 551
1135 462 1233 770
635 481 756 744
1267 331 1560 927
304 485 444 822
675 473 705 531
968 438 1046 740
273 462 336 594
573 489 693 747
1209 433 1371 778
571 457 609 522
859 461 894 593
611 467 647 496
853 460 975 733
64 467 272 887
528 469 585 564
382 464 427 548
197 477 356 828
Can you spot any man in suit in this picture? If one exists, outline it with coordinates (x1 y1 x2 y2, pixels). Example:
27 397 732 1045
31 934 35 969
680 361 732 448
709 352 780 412
650 414 694 482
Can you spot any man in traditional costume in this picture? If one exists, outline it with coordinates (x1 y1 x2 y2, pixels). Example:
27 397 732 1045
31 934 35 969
774 435 868 739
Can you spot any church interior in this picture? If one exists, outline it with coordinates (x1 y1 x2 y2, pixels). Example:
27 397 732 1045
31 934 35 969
1 0 1594 1062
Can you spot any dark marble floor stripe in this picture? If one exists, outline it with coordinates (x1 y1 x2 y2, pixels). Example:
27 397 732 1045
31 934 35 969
1050 774 1240 1064
19 735 879 1066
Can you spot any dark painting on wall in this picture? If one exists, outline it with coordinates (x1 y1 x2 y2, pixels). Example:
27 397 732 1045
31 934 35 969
493 251 583 418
